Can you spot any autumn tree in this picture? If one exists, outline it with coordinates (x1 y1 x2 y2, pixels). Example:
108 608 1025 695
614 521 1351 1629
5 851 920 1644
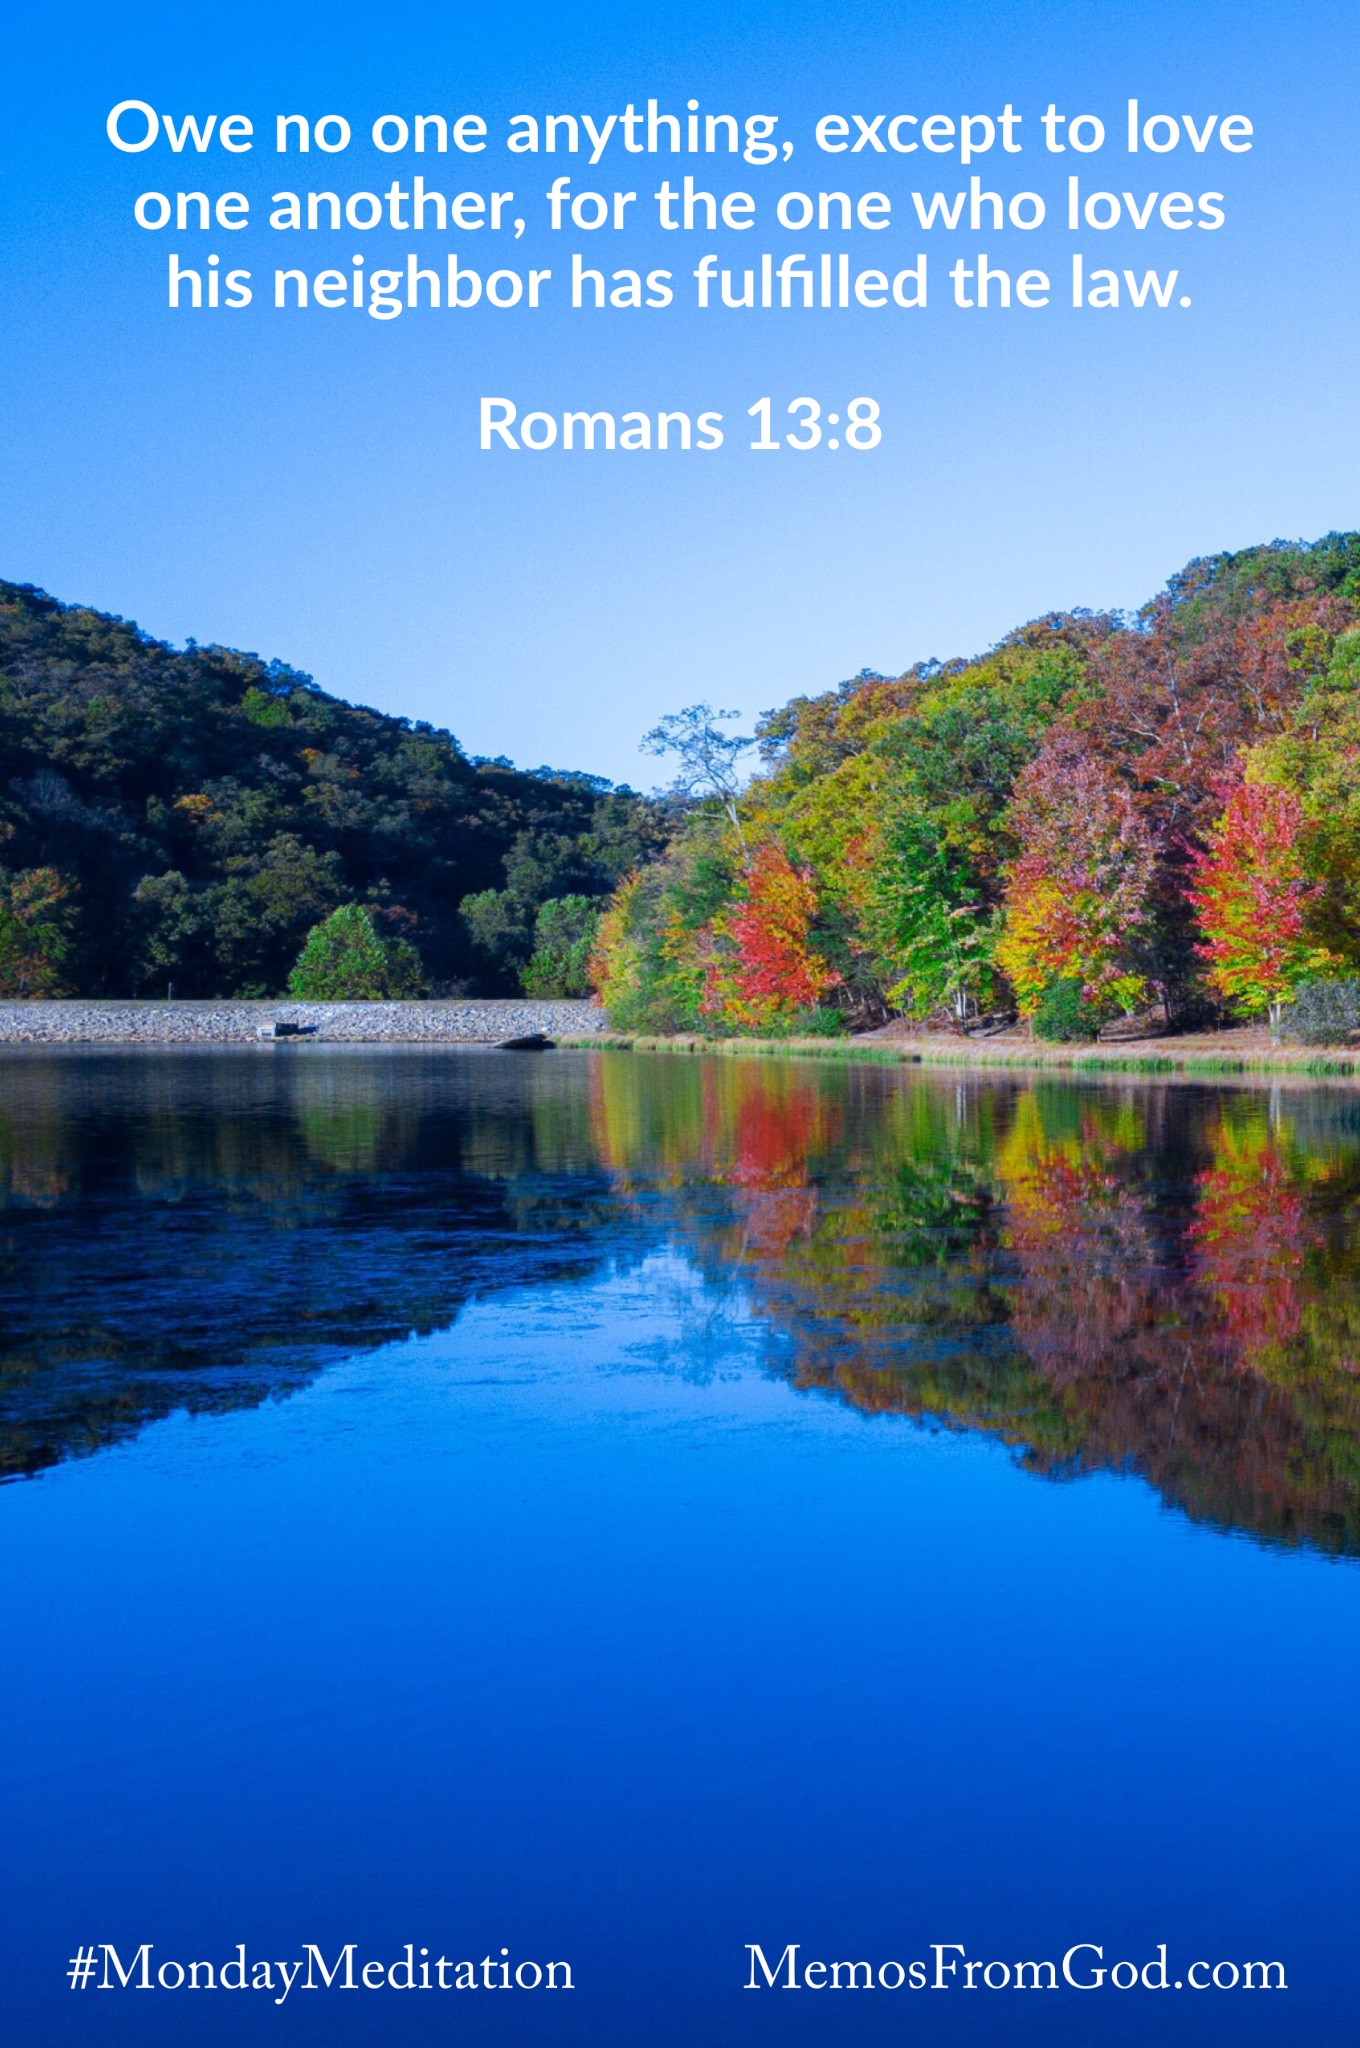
1187 770 1340 1025
1072 586 1354 838
702 841 839 1032
588 815 738 1032
994 741 1156 1022
0 867 76 996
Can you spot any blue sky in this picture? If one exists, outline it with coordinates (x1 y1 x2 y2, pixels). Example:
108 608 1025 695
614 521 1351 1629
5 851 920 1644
2 0 1357 782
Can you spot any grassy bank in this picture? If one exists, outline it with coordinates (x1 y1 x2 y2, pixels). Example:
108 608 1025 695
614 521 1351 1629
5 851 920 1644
555 1029 1360 1080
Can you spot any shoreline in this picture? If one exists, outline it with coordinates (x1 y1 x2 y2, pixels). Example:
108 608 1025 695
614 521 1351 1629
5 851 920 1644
2 1003 1355 1079
556 1026 1360 1081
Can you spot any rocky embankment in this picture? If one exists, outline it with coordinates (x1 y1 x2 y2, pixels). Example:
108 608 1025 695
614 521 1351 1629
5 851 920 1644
0 1000 608 1045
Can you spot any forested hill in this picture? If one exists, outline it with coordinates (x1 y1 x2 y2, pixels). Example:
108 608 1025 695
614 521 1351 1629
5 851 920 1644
0 580 666 997
12 530 1360 1016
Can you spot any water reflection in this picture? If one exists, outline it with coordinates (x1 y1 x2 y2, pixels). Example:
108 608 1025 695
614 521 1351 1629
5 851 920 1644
0 1050 618 1480
591 1057 1360 1555
4 1046 1360 1555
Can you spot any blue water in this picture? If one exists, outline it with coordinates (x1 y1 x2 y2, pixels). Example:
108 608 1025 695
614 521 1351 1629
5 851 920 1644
2 1048 1357 2044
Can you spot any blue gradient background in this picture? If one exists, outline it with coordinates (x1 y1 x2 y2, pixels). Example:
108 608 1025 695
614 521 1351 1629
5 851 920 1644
1 0 1356 779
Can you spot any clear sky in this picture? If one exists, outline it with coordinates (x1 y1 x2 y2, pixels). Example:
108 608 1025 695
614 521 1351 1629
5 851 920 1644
2 0 1357 783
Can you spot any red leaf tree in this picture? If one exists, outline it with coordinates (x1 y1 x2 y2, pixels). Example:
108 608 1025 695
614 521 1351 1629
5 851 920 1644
995 739 1157 1017
702 842 838 1031
1186 771 1339 1024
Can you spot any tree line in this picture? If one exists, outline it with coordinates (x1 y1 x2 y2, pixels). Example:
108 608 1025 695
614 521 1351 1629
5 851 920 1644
594 531 1360 1039
8 531 1360 1028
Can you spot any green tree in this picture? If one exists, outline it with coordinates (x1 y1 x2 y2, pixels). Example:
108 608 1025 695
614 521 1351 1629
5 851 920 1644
522 895 601 997
0 579 671 997
208 834 345 994
1253 629 1360 966
887 638 1095 887
131 870 212 992
866 808 996 1027
459 887 536 988
287 904 427 999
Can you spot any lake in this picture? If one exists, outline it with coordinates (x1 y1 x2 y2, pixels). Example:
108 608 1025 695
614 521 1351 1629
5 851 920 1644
2 1045 1358 2046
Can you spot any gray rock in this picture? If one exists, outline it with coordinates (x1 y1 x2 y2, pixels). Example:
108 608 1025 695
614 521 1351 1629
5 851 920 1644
0 1000 609 1046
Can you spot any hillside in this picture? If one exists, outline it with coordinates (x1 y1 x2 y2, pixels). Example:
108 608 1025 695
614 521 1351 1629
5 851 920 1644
0 581 666 997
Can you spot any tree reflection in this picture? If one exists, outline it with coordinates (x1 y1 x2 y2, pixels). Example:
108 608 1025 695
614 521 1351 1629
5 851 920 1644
590 1057 1360 1554
1191 1107 1313 1369
6 1048 1360 1556
0 1049 611 1479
